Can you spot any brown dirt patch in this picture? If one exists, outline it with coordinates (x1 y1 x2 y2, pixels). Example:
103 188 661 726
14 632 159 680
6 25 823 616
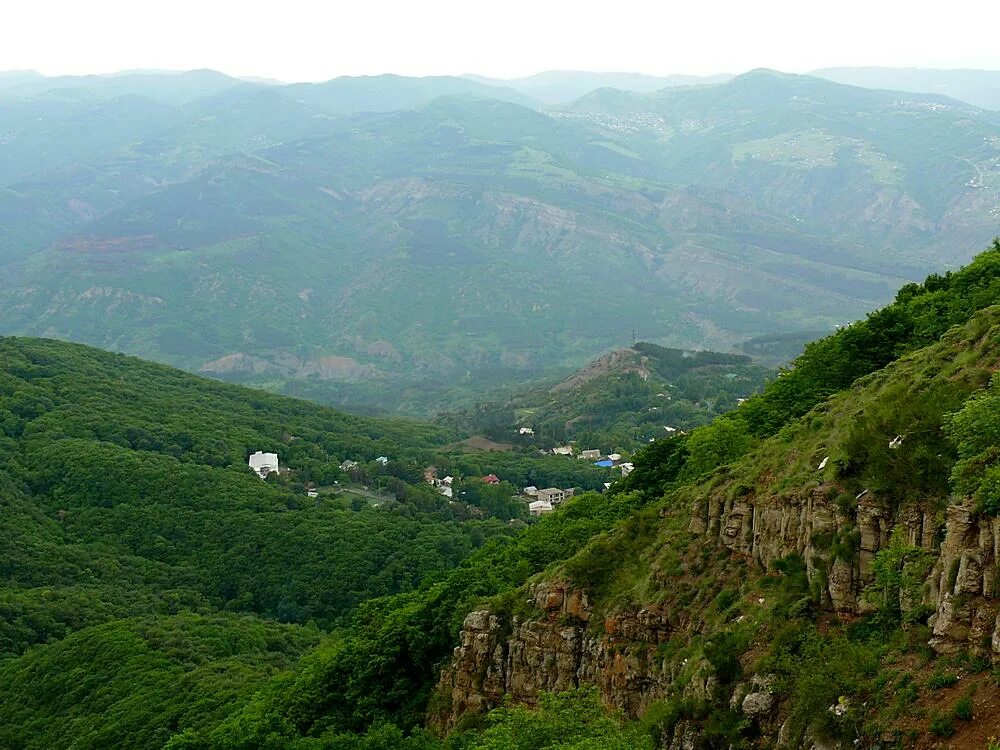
450 435 513 452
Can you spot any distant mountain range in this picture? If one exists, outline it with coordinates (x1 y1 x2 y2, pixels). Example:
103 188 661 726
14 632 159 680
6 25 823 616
811 66 1000 111
463 71 734 104
6 65 998 109
0 67 998 414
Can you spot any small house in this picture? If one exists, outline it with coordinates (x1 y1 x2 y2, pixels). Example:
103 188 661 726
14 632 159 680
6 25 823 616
523 485 539 497
518 427 535 436
483 474 500 485
620 462 634 477
375 456 389 466
579 449 601 461
551 446 574 456
607 453 623 463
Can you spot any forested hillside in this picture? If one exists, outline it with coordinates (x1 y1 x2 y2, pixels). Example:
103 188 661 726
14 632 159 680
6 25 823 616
443 343 771 451
0 339 499 747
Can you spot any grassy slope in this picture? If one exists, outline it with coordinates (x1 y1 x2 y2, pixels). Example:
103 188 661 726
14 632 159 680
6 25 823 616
541 306 1000 747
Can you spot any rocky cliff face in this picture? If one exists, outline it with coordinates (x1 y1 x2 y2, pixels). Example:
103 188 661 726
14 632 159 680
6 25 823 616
928 504 1000 655
689 488 939 613
435 581 675 731
432 493 999 736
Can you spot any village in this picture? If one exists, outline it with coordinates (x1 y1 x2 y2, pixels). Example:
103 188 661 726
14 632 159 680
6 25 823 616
247 438 634 519
422 443 633 517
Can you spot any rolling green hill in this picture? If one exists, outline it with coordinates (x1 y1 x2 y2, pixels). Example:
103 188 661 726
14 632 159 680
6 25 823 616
0 70 998 415
0 336 495 657
442 342 772 452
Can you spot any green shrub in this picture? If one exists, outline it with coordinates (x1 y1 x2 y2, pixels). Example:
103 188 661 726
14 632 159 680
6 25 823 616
704 630 749 686
952 695 973 721
927 672 958 690
929 714 955 737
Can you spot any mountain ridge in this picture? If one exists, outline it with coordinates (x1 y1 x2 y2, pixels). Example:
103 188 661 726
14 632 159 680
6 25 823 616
1 70 998 417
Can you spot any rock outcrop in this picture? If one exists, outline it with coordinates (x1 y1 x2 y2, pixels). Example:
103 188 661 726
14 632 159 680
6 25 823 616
690 486 942 612
433 493 999 733
434 581 674 730
928 503 1000 655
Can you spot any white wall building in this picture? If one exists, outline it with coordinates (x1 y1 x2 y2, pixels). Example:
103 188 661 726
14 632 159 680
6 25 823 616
529 499 554 517
249 451 279 479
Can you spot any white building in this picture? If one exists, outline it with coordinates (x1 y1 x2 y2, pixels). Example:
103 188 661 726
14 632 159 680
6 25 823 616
620 462 634 477
518 427 535 436
529 499 554 517
551 445 574 456
523 485 539 497
249 451 279 479
579 449 601 461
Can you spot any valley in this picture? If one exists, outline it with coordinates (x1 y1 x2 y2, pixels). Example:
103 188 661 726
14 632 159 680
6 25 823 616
1 69 998 414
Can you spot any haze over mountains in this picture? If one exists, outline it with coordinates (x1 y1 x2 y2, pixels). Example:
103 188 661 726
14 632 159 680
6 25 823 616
1 65 998 413
813 67 1000 111
5 66 999 109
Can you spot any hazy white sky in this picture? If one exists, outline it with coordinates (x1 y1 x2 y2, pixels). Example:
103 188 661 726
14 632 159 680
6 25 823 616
3 0 998 81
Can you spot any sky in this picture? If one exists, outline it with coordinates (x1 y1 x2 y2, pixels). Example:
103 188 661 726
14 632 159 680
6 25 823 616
2 0 999 81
